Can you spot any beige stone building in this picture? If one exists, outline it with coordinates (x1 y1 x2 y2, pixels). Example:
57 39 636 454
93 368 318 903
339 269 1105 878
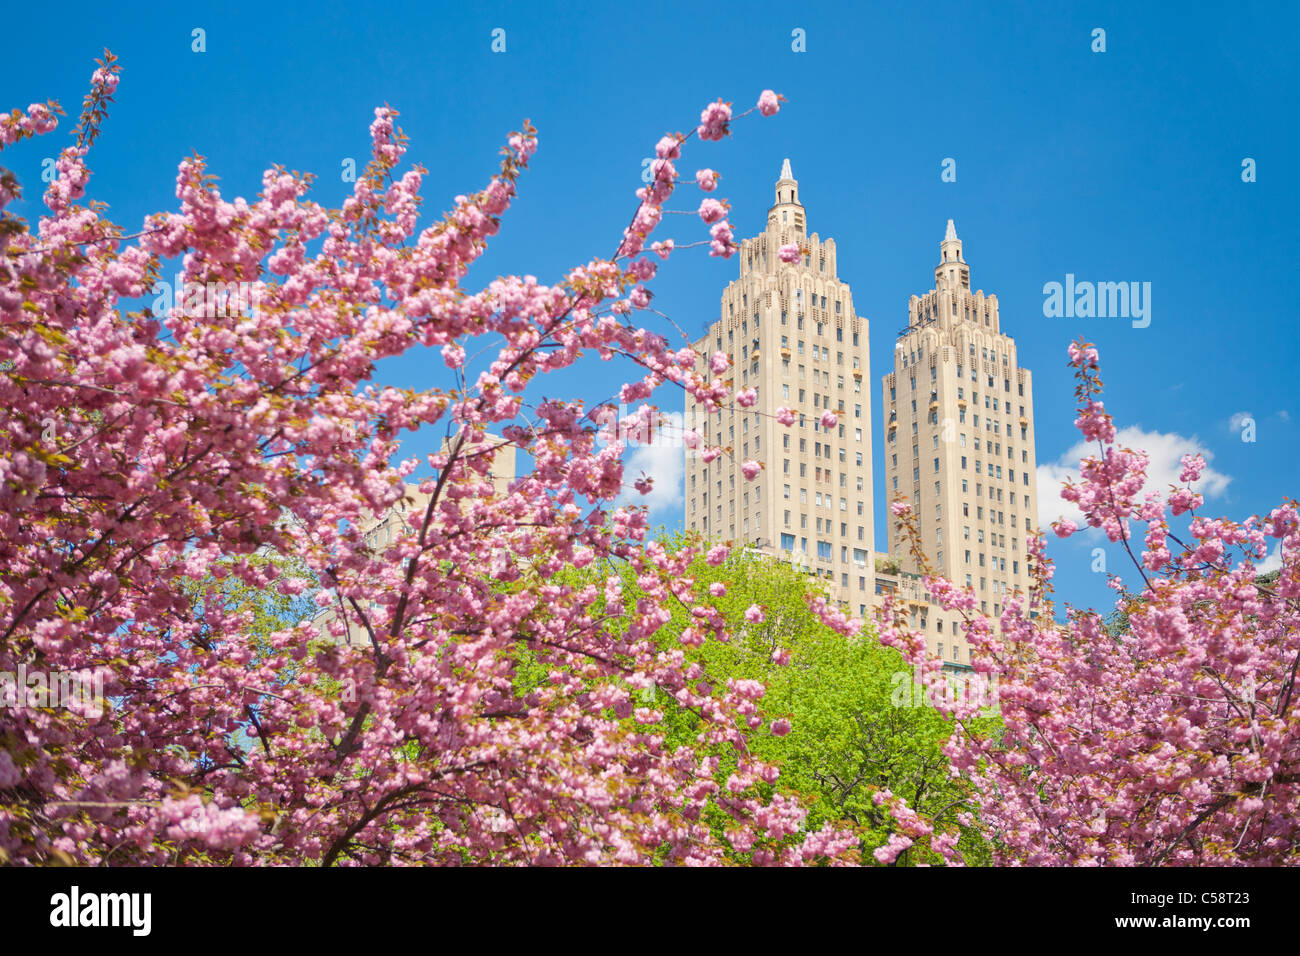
683 164 1039 674
880 220 1038 668
685 160 877 613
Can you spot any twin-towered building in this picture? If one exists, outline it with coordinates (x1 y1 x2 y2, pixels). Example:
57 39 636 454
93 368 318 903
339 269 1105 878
316 161 1038 667
685 161 1039 665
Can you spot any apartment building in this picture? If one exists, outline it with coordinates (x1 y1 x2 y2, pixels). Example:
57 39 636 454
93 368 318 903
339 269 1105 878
684 160 876 611
880 220 1039 667
683 163 1039 671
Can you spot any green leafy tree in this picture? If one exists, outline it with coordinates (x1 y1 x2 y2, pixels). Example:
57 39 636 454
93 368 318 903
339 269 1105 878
598 534 996 864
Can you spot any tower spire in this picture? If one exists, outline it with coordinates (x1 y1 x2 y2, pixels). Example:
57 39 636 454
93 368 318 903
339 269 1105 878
769 157 804 237
936 218 968 290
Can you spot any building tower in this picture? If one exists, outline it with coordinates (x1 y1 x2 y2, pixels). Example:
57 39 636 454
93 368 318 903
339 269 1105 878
880 220 1038 666
685 160 876 613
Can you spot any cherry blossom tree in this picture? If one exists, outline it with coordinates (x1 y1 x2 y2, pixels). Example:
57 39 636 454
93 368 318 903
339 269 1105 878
0 55 868 865
873 341 1300 866
8 54 1292 869
564 534 995 865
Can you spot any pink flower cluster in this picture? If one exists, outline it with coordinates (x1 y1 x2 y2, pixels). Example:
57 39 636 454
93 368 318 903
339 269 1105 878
0 64 860 868
697 99 732 141
868 338 1300 866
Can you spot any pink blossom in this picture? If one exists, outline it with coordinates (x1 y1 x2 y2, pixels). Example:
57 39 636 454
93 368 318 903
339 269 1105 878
741 460 761 481
1169 488 1201 516
654 134 681 159
778 243 800 263
728 678 765 701
0 67 873 871
1179 453 1206 483
1067 341 1099 367
708 219 735 256
698 198 726 224
508 133 537 163
873 833 914 864
0 751 21 788
744 604 765 623
697 98 732 141
92 68 119 95
757 90 782 116
22 57 1295 873
441 343 465 369
820 410 837 429
868 340 1300 867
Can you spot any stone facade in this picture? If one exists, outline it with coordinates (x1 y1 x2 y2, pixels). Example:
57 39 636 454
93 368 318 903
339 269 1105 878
881 220 1038 667
685 160 876 613
685 164 1039 671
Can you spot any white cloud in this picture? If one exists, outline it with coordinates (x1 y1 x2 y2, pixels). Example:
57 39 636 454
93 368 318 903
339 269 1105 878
1036 426 1232 532
1229 410 1253 432
1259 541 1283 574
617 410 684 517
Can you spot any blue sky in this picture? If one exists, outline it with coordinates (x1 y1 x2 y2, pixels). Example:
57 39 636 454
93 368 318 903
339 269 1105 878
4 0 1297 615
